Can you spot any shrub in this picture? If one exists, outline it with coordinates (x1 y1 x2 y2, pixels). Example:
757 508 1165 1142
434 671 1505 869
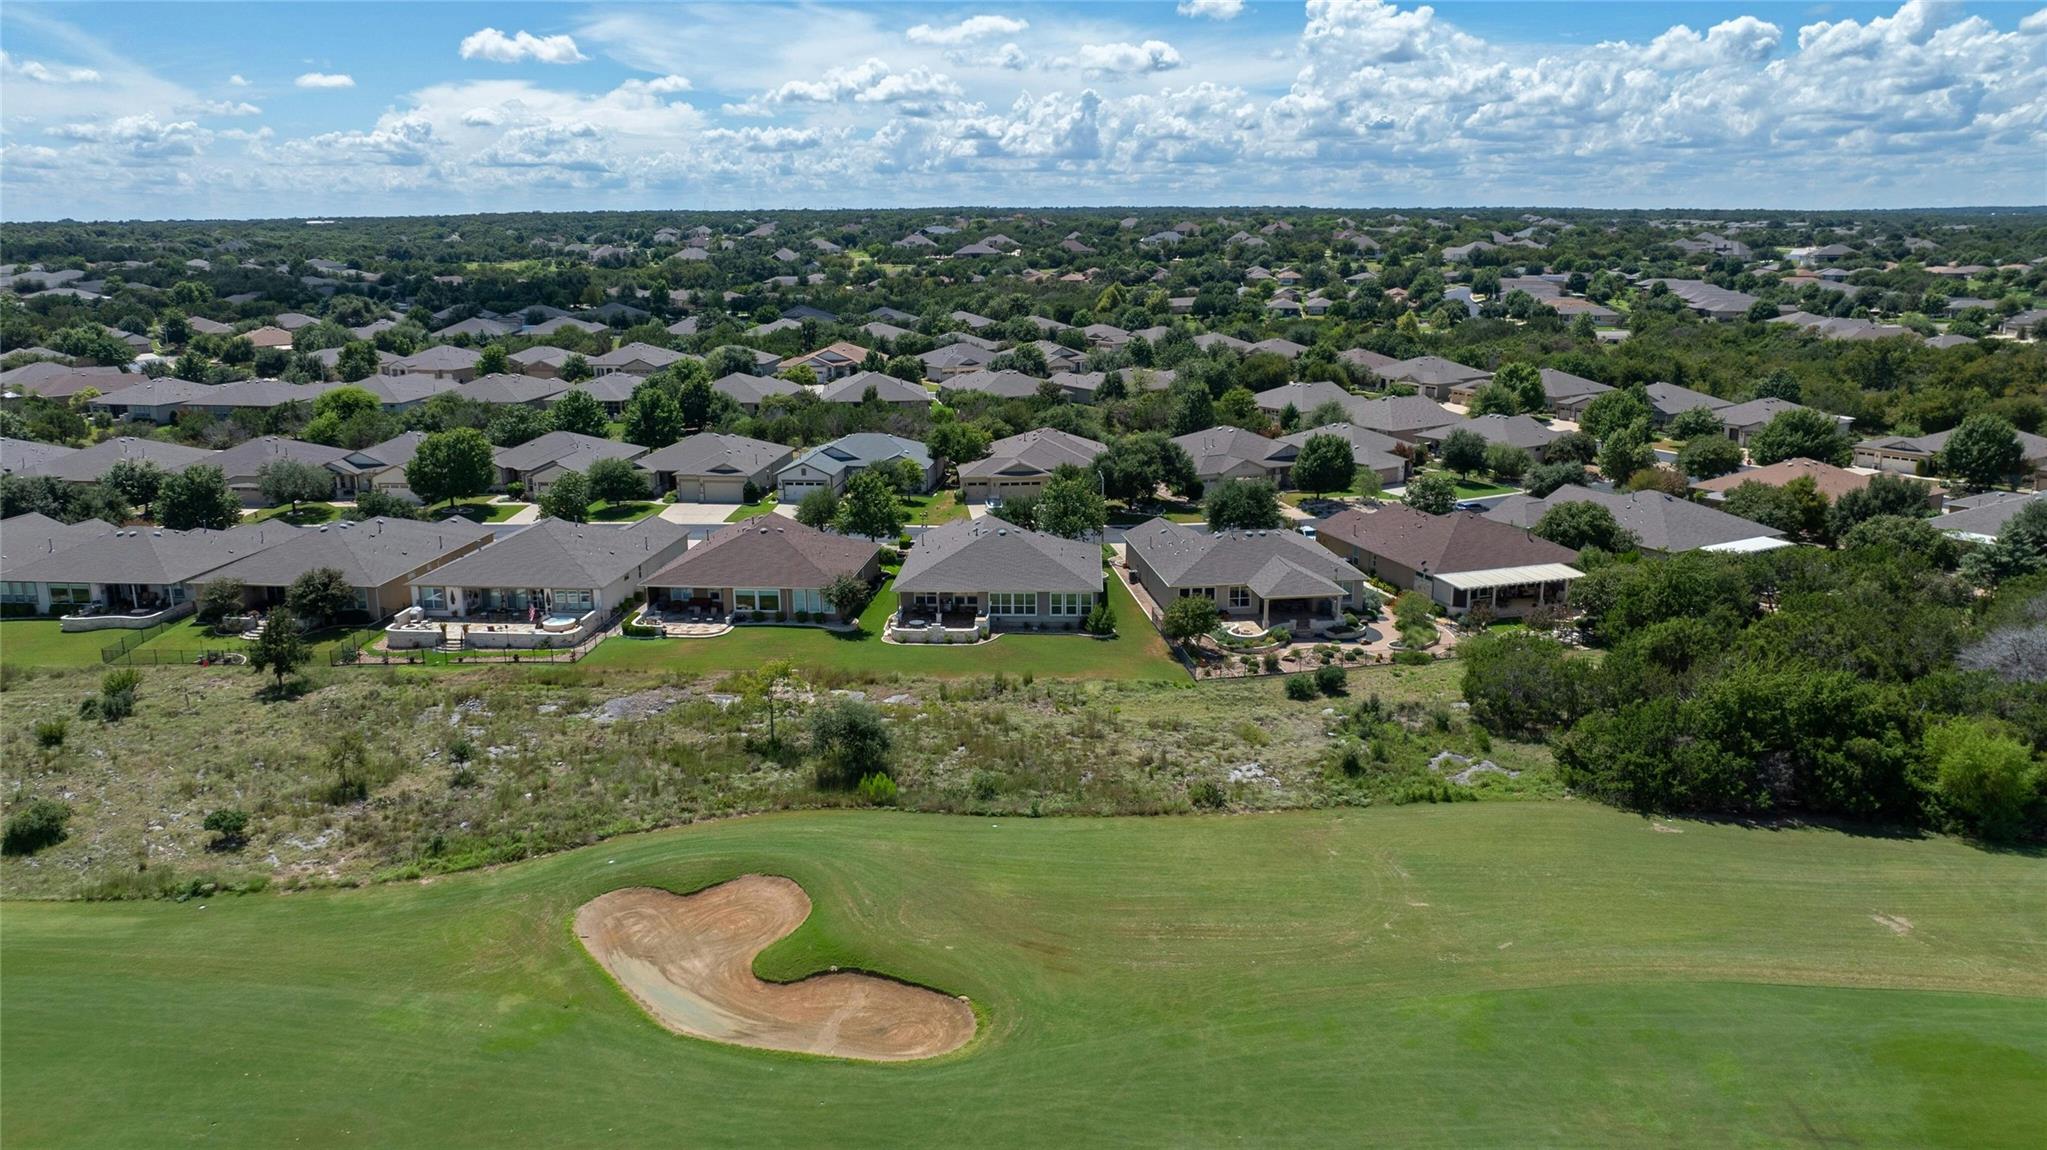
33 717 67 749
3 798 71 856
102 668 140 697
203 808 250 851
1314 664 1347 696
1262 652 1280 673
855 772 900 806
1188 779 1228 810
1284 674 1319 701
97 687 135 721
811 700 892 788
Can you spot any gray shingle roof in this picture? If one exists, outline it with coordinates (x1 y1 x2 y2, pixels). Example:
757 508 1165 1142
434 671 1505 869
1482 489 1781 553
210 436 358 481
895 517 1102 594
1318 505 1579 573
413 517 688 589
1417 414 1561 453
5 522 300 585
941 369 1047 399
453 373 568 406
710 372 803 407
493 431 647 474
1253 381 1362 415
1128 517 1365 589
0 513 113 577
817 371 931 405
1 437 78 475
1347 395 1464 437
198 516 490 590
1172 426 1289 477
634 433 792 478
19 437 216 482
1644 381 1733 418
644 519 877 590
958 429 1106 481
783 434 931 479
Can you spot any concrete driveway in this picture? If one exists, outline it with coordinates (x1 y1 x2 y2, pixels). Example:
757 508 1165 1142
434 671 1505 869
659 501 742 525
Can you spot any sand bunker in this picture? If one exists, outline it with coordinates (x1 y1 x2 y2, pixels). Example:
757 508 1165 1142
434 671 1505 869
574 876 975 1061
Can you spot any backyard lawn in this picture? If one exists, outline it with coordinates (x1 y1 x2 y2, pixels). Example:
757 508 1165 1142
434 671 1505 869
583 567 1180 680
0 621 112 668
586 500 660 523
903 489 968 525
3 803 2040 1148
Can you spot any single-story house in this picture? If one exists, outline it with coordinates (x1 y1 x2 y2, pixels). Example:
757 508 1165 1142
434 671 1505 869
783 341 874 383
0 362 130 399
1644 382 1733 426
1713 398 1854 446
1254 381 1366 420
634 433 792 502
1855 428 2047 490
1539 369 1615 420
711 371 804 413
209 435 366 506
1125 517 1370 634
1172 426 1295 491
1346 395 1465 444
643 519 880 621
452 373 568 407
385 345 482 382
1314 505 1581 618
16 436 216 484
776 433 936 500
1934 492 2046 542
510 346 575 378
557 374 641 417
198 516 492 619
917 343 993 379
590 342 687 376
816 371 931 407
1274 423 1410 486
1416 414 1563 463
958 429 1106 500
3 521 300 626
492 431 649 496
941 369 1050 401
1 437 78 476
347 431 428 501
1691 457 1944 510
396 516 691 649
0 513 114 610
891 517 1104 639
1482 488 1789 554
1372 356 1492 402
1642 279 1758 322
355 373 458 409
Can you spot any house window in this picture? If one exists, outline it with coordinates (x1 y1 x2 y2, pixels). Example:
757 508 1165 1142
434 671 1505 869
988 592 1036 616
734 588 781 612
1228 586 1252 609
353 588 370 612
47 584 91 606
418 586 447 612
790 588 824 615
553 589 595 614
1 581 32 604
1048 592 1092 617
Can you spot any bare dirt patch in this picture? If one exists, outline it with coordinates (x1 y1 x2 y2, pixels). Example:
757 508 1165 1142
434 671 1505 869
574 876 976 1061
1871 913 1914 936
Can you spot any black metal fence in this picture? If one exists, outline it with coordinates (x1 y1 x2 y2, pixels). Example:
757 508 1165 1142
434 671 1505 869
98 619 176 663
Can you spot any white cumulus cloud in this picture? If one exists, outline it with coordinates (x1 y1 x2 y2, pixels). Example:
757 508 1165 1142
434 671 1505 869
1070 40 1184 75
228 73 249 86
906 15 1029 45
1 52 102 83
295 72 355 89
459 28 589 65
757 59 961 105
195 100 263 116
1177 0 1245 20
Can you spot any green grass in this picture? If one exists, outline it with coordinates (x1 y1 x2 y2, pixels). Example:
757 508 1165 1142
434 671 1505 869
435 497 526 524
586 500 659 523
0 620 111 668
583 570 1181 680
724 495 780 522
902 489 968 525
3 803 2041 1148
243 502 341 525
1418 469 1521 499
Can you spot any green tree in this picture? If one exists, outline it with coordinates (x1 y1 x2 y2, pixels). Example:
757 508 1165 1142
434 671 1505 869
1534 501 1638 553
284 566 354 625
1936 413 2024 491
1402 472 1457 515
1523 461 1587 497
1484 443 1531 483
196 578 247 624
621 387 683 448
1036 464 1108 538
1827 473 1930 539
347 490 420 522
1291 434 1356 497
548 388 609 437
1215 386 1267 432
795 487 841 529
1960 500 2047 586
925 420 992 477
1668 406 1725 440
1677 434 1744 480
405 428 496 510
156 465 239 530
810 699 893 788
1748 408 1852 467
102 458 165 518
487 405 551 448
1204 478 1284 530
1923 718 2041 842
1580 389 1652 441
1438 428 1488 477
539 471 592 523
1465 382 1521 417
675 374 716 430
248 605 310 692
258 459 335 511
836 470 905 539
475 344 511 376
203 808 251 851
1 798 70 856
585 457 649 505
1161 595 1220 642
1723 477 1830 543
1459 632 1592 736
822 572 875 623
559 353 593 383
334 341 380 382
1597 419 1657 485
1493 362 1545 412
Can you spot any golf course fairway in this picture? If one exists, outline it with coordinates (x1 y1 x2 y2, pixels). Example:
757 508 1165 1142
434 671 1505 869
3 803 2042 1148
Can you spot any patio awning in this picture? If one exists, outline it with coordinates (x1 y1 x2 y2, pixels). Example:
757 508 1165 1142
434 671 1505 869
1432 563 1585 592
1698 536 1797 554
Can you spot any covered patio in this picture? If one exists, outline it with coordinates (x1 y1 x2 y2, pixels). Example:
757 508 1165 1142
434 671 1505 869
1431 563 1582 618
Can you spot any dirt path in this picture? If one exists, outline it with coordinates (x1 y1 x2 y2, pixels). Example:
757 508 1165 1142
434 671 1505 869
574 877 975 1061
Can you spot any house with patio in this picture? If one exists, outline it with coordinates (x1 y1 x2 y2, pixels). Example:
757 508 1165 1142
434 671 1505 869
493 431 649 497
776 433 936 500
889 517 1104 642
12 436 215 485
1274 423 1410 487
1415 414 1563 463
1855 427 2047 490
1172 426 1296 491
1481 489 1789 555
1125 517 1369 635
1713 398 1854 447
0 513 114 611
390 516 690 650
641 519 880 626
634 433 792 502
210 436 366 506
197 516 492 619
1314 505 1581 618
4 521 301 629
1370 356 1493 402
958 429 1106 501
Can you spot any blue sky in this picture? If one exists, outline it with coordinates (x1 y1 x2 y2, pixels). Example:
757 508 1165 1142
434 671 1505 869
3 1 2043 220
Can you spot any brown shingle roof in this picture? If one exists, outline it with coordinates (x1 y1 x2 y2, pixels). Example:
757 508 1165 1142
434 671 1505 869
1316 505 1577 575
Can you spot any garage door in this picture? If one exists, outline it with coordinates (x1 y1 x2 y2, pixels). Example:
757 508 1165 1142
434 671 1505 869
780 479 825 500
697 477 748 503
